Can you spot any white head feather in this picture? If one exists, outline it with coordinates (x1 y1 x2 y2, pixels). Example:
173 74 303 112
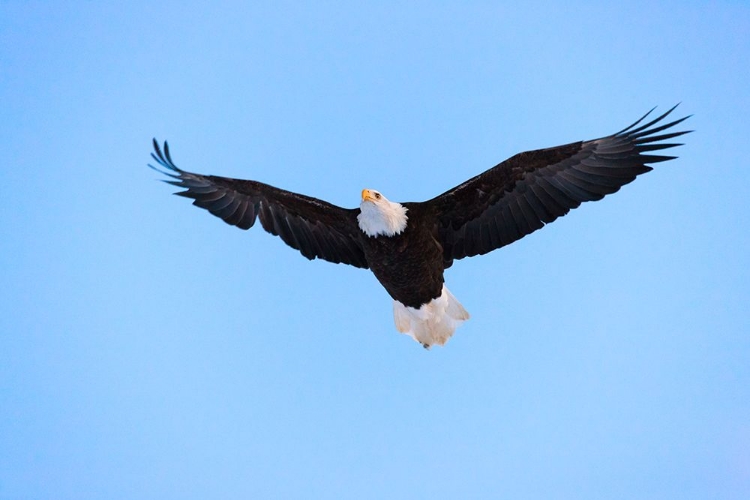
358 189 408 237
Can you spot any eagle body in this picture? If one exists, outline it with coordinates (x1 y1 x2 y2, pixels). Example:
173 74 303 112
357 199 469 347
353 194 470 346
150 106 690 348
360 203 444 309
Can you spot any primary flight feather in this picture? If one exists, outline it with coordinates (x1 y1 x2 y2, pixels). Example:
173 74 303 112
150 105 690 348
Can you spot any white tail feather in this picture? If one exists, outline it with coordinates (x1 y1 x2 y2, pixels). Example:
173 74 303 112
392 285 470 348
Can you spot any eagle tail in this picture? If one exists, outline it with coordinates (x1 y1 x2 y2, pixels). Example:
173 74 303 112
393 286 470 348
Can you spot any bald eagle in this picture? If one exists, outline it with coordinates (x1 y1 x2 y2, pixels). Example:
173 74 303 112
150 106 690 348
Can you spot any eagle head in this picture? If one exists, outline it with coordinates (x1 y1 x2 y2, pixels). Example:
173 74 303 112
358 189 408 237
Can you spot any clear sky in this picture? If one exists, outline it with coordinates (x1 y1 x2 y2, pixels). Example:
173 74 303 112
1 1 749 499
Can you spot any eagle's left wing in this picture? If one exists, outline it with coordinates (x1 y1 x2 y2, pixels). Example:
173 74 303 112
150 140 369 269
422 106 691 265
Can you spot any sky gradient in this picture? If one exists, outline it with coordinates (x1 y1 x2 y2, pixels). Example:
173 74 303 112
1 2 749 498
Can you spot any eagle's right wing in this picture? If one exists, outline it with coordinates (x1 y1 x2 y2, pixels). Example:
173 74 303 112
150 140 369 269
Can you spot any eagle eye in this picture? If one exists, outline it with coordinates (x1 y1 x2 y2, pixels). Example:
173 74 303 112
375 193 381 199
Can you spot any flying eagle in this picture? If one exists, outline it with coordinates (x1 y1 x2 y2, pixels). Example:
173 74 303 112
150 106 690 348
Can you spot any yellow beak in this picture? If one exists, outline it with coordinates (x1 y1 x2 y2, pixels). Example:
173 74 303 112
361 189 376 202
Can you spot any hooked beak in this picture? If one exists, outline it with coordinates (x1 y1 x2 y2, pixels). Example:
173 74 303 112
361 189 377 202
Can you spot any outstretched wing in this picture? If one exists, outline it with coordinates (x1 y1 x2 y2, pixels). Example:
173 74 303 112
425 105 691 264
149 140 368 269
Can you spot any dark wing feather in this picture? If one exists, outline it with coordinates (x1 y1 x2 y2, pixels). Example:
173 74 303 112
425 105 691 264
149 140 368 269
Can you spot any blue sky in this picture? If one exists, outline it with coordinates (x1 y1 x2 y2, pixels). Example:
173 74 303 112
1 1 749 498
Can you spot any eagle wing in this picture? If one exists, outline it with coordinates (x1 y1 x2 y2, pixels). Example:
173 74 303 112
425 105 691 264
150 140 368 269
